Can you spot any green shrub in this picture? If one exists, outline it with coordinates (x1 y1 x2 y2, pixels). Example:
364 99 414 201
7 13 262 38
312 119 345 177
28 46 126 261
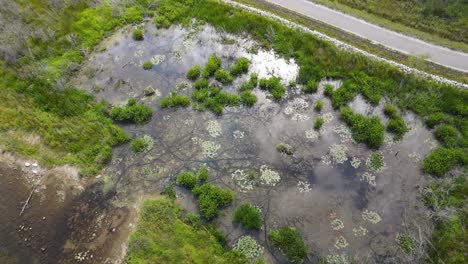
185 213 201 226
269 226 307 264
194 78 209 90
192 183 235 220
176 171 198 190
314 117 324 130
276 143 294 155
434 124 459 147
259 77 285 100
142 61 153 70
367 153 384 171
387 116 408 139
425 112 452 128
131 135 153 153
422 147 465 177
197 165 209 182
314 100 323 112
340 107 384 149
132 28 143 40
203 54 222 77
239 73 258 91
301 80 318 94
159 92 191 108
324 84 334 97
233 203 262 230
383 104 398 118
230 57 250 76
397 234 414 254
214 69 233 84
240 91 257 107
144 86 155 96
110 99 153 124
162 185 177 200
187 65 201 80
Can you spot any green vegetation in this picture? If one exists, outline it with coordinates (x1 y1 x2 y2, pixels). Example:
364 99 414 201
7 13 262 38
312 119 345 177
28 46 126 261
194 78 209 90
159 92 191 109
269 226 307 264
126 198 249 263
142 61 153 70
424 112 453 128
132 28 143 41
314 117 324 130
396 234 414 254
276 143 294 155
233 236 264 261
301 80 318 94
314 100 323 112
214 69 234 84
424 176 467 264
187 65 202 80
233 203 262 230
176 171 198 190
367 153 384 172
340 107 384 149
422 148 466 177
323 84 334 97
434 124 459 147
240 91 257 107
230 57 251 76
176 167 235 220
110 98 153 124
193 184 235 220
313 0 468 48
239 73 258 91
131 135 153 153
162 185 177 200
383 104 408 140
202 54 222 78
144 86 156 96
197 165 209 182
259 77 285 100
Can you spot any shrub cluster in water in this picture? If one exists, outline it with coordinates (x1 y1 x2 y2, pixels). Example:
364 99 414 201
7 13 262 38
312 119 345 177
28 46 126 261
110 98 153 124
233 203 262 230
383 104 408 140
340 106 384 149
159 92 191 109
269 226 307 264
176 166 234 220
259 77 285 101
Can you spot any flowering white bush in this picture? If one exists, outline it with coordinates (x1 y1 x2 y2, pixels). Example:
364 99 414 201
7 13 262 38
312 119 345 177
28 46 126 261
284 98 310 121
206 120 222 137
305 129 319 141
150 54 165 65
330 218 344 230
231 169 254 192
233 130 245 139
260 165 280 186
321 155 332 165
350 157 361 168
362 210 382 224
334 236 349 249
360 172 376 187
322 112 334 123
332 125 353 143
352 226 368 237
330 144 348 164
408 152 421 162
324 254 347 264
233 236 264 260
424 138 438 150
297 180 311 193
201 141 220 158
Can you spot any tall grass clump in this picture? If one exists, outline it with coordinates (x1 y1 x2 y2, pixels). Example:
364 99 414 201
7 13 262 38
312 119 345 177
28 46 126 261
110 98 153 124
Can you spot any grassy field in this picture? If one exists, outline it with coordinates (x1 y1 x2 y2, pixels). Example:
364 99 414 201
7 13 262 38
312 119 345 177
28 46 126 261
311 0 468 53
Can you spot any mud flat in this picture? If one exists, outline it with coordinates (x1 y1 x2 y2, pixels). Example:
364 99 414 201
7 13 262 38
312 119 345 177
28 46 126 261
0 152 137 264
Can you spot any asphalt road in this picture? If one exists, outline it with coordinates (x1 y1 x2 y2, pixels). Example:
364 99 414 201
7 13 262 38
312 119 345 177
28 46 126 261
266 0 468 73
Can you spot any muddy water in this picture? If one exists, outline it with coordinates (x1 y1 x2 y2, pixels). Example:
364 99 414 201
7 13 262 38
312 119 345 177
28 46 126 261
72 22 436 263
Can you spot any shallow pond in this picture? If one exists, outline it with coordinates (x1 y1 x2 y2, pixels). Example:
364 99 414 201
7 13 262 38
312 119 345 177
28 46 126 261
73 21 437 263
